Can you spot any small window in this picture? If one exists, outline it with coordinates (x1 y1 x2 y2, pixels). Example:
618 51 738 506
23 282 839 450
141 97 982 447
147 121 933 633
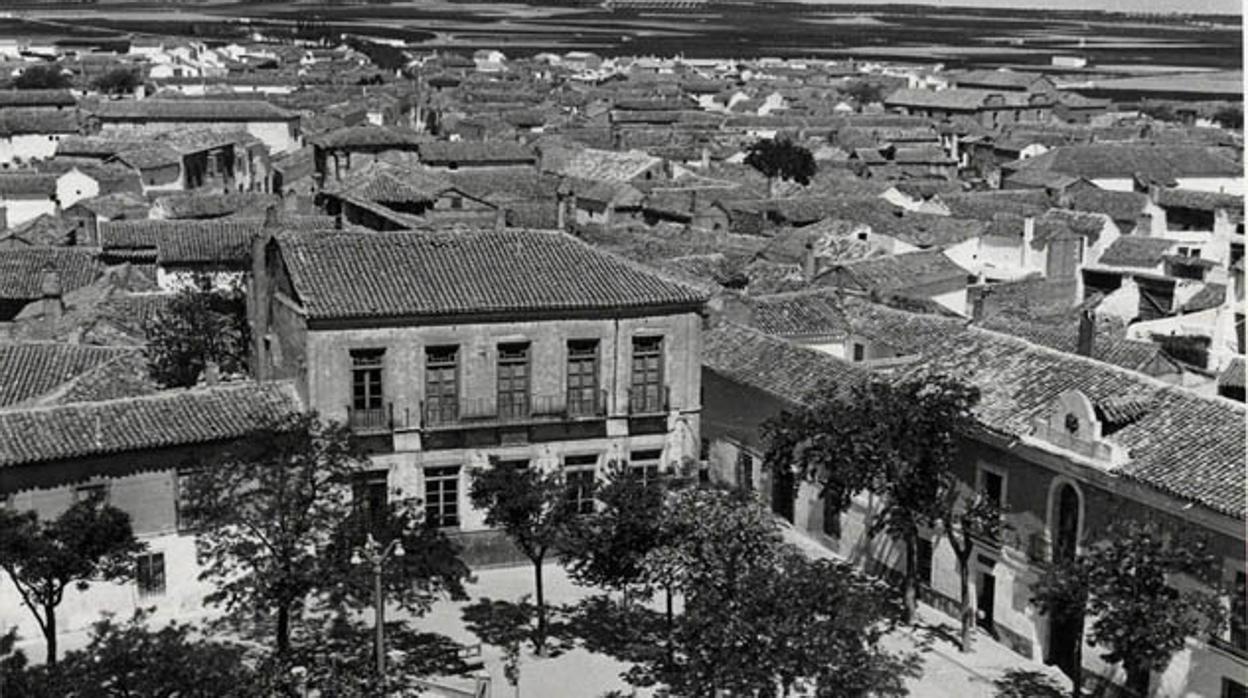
175 469 201 533
736 449 754 493
629 449 662 483
136 553 166 597
821 496 841 538
980 468 1005 509
352 471 389 536
424 466 460 528
74 483 108 505
564 459 597 516
852 343 865 362
1224 678 1248 698
450 196 463 210
1231 571 1247 652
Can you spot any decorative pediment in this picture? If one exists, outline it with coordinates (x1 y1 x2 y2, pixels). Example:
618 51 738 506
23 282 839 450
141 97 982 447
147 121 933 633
1029 389 1128 467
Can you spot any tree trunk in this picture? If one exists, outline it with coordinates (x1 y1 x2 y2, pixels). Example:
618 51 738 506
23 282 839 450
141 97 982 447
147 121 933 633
1124 661 1150 698
533 555 546 656
276 602 291 657
957 549 974 653
43 604 57 667
902 536 917 623
665 584 675 670
1070 625 1084 698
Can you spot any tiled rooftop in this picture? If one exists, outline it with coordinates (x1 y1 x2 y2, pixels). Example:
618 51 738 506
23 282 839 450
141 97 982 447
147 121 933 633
277 229 709 320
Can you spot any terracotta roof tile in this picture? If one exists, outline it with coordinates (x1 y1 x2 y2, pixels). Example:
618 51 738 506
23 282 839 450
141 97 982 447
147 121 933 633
1097 236 1176 268
278 229 709 320
0 343 136 408
94 99 297 122
0 247 103 301
0 381 303 468
703 321 866 407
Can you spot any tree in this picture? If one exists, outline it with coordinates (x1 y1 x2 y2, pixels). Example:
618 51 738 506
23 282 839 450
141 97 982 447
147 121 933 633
468 459 579 653
561 461 667 597
744 137 816 196
143 278 249 388
91 67 141 96
763 373 981 622
842 80 885 106
0 494 145 666
622 489 912 697
941 491 1005 652
33 609 259 697
1033 521 1225 698
1212 104 1243 131
13 64 70 90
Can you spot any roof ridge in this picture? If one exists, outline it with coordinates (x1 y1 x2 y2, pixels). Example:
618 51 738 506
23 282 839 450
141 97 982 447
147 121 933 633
0 379 296 415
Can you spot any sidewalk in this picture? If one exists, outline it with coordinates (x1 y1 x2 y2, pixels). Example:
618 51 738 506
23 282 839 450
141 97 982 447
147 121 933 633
780 522 1072 698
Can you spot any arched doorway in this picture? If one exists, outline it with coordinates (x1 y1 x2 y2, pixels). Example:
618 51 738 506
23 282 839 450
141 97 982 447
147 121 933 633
1047 482 1083 680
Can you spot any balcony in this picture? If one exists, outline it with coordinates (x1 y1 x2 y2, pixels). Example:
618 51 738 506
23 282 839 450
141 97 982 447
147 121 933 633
347 404 393 434
418 390 607 430
627 385 670 416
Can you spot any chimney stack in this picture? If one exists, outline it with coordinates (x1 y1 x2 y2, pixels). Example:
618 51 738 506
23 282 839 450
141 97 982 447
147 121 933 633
1076 307 1095 357
1021 216 1035 268
971 287 990 322
202 360 221 386
263 203 282 230
802 240 817 282
1135 212 1153 237
40 267 62 328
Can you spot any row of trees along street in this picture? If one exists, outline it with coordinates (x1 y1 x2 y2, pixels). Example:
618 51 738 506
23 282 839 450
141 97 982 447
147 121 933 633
761 372 1227 698
0 370 1228 697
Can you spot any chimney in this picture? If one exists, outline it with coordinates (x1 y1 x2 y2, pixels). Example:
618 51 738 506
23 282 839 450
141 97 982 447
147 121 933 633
202 360 221 386
971 287 989 322
802 240 817 282
1021 216 1035 268
1135 212 1152 236
1076 307 1095 357
494 205 505 231
701 146 710 169
40 268 62 328
263 203 282 230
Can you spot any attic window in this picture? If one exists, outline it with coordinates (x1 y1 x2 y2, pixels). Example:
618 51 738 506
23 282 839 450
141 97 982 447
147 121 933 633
857 231 869 241
1063 413 1079 435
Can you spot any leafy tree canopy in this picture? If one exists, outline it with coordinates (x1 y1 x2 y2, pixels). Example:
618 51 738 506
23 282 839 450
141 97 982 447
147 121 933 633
744 137 817 187
13 64 71 90
0 494 144 665
143 277 249 388
90 67 142 96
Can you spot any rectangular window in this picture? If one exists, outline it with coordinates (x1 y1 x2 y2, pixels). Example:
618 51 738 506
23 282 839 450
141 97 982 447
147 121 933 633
136 553 166 597
564 455 598 515
736 449 754 493
979 468 1005 509
424 466 460 528
630 336 664 413
497 342 531 420
916 537 934 587
425 346 459 425
1224 679 1248 698
821 496 841 538
852 342 865 362
352 471 389 537
74 482 108 504
1231 571 1247 652
566 340 600 417
350 349 384 411
630 449 662 483
175 468 201 533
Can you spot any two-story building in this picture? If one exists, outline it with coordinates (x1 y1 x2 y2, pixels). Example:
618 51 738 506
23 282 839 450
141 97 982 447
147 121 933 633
251 228 708 561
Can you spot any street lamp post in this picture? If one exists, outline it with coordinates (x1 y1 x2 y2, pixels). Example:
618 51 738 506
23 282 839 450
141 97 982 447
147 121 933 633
350 533 406 681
